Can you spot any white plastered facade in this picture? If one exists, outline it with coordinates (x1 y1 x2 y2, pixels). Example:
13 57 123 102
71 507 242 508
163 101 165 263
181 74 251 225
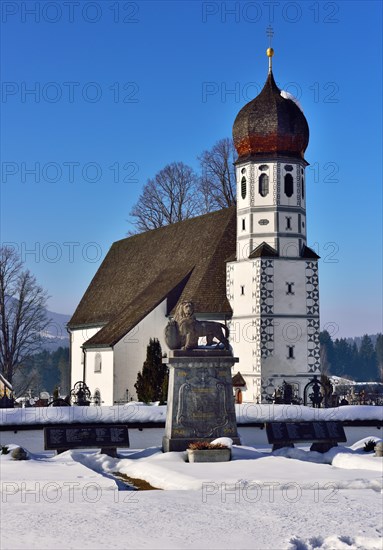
227 158 321 403
69 301 169 406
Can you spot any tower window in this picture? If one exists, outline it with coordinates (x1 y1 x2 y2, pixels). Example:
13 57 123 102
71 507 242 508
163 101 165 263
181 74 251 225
302 177 305 199
286 216 292 230
241 176 247 199
284 174 294 197
240 285 245 296
258 173 269 197
242 219 246 231
284 165 293 172
286 282 295 295
94 353 102 373
287 346 295 359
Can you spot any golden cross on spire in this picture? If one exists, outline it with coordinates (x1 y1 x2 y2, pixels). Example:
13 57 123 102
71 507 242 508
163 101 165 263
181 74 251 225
266 26 274 73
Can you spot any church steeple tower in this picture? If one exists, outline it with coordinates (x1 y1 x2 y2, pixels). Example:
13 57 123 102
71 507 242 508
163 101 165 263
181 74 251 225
232 44 309 262
227 43 321 403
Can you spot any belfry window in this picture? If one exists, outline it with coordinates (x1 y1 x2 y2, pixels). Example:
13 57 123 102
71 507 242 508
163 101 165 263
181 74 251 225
284 174 294 197
258 173 269 197
241 177 247 199
302 177 305 199
286 216 292 230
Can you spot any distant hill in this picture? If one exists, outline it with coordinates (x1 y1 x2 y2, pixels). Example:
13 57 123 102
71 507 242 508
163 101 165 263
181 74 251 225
4 295 70 352
42 309 71 351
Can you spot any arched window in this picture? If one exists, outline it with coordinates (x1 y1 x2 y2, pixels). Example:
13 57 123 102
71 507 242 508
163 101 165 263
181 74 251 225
258 173 269 197
284 174 294 197
241 176 247 199
94 353 102 373
302 177 305 199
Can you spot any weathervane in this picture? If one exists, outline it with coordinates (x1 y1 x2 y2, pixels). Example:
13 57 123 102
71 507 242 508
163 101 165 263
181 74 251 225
266 26 274 73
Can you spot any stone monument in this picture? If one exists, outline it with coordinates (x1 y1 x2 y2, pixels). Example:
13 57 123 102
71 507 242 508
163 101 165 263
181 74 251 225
162 301 240 452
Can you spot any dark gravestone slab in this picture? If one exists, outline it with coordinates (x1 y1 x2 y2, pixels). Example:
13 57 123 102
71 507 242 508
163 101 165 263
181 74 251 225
44 424 130 455
163 355 240 452
266 421 346 453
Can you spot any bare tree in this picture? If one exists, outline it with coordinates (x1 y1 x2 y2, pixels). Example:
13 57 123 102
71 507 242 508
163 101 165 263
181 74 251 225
198 138 237 211
129 140 237 233
0 246 49 386
129 162 201 233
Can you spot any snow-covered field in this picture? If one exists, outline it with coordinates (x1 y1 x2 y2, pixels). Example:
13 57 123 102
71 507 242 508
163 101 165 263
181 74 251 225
1 437 382 550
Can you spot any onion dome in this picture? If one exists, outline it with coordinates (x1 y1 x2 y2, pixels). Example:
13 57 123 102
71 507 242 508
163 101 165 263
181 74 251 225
233 52 309 161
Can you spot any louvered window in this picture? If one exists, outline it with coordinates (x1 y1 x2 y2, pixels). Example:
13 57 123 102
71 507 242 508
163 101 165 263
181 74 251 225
241 177 247 199
284 174 294 197
259 173 269 197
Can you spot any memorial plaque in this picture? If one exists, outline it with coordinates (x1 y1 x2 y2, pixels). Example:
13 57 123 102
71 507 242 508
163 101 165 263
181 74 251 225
162 355 240 452
266 421 346 444
44 424 130 450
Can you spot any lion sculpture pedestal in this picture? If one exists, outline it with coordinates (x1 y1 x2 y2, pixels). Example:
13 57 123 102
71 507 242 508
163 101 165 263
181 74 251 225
162 350 240 452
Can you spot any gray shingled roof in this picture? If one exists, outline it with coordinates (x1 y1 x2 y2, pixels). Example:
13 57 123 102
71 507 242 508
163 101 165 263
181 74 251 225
249 242 279 258
68 207 236 347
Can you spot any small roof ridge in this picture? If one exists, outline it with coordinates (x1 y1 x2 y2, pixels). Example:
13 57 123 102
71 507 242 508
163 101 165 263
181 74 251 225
249 242 279 259
232 372 246 387
301 245 320 259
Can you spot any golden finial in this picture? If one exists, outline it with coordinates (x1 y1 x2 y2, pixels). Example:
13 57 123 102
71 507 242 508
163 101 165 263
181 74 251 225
266 26 274 73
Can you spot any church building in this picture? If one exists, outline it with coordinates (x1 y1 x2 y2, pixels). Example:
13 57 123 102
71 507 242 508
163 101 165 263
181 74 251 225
68 47 321 405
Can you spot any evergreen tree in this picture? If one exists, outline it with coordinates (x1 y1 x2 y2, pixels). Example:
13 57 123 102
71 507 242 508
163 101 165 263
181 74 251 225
358 334 378 381
134 339 167 403
319 331 335 373
11 347 69 396
349 342 359 380
375 334 383 381
333 338 354 377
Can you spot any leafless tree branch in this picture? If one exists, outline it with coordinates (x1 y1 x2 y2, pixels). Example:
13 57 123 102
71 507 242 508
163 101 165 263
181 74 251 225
0 246 49 386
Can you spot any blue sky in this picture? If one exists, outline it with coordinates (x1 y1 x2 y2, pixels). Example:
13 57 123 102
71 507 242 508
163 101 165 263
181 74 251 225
1 0 382 338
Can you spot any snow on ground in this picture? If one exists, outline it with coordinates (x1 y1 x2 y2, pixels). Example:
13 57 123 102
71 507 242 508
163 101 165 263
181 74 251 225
1 403 382 426
1 439 382 550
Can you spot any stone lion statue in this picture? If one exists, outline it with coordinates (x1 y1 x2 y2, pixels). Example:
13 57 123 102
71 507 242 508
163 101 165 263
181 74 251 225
165 301 230 351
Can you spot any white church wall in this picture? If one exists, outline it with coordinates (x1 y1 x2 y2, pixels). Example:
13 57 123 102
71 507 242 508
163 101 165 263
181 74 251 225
113 299 168 403
265 316 309 375
84 348 114 406
70 326 103 388
272 259 307 316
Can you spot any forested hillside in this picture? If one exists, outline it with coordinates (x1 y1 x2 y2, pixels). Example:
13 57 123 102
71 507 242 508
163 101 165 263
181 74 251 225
13 347 70 397
320 332 382 382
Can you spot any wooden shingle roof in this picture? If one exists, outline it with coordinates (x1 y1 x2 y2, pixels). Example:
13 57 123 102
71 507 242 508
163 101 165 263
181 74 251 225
68 207 236 347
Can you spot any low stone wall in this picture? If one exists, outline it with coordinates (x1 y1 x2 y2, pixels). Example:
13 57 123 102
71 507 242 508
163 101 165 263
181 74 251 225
1 421 381 453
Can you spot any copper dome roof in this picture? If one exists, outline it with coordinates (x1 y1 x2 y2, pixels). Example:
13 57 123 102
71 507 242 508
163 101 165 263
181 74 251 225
233 70 309 161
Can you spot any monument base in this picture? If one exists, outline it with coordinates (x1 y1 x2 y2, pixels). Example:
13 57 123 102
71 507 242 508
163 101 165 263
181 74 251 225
162 353 240 452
